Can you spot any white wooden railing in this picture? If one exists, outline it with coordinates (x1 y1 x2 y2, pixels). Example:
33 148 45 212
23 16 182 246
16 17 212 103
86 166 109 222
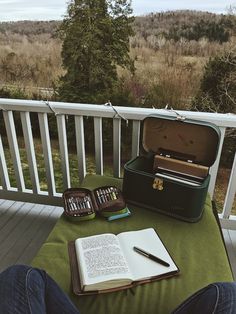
0 98 235 228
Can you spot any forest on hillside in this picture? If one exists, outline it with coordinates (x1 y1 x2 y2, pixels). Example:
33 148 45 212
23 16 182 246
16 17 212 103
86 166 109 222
0 10 235 110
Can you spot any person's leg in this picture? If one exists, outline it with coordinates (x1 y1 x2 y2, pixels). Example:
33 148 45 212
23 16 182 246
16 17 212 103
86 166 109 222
172 282 236 314
41 268 80 314
0 265 79 314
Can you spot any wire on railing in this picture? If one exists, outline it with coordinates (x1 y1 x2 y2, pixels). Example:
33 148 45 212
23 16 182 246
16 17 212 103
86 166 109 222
43 100 58 116
104 101 129 126
163 104 186 121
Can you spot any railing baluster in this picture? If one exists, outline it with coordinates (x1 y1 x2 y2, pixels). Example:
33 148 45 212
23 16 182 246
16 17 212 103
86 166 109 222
57 115 70 190
0 134 10 189
208 127 226 198
20 112 40 194
38 113 56 196
113 118 121 178
222 152 236 219
94 117 103 175
3 111 25 191
75 116 86 183
132 120 140 158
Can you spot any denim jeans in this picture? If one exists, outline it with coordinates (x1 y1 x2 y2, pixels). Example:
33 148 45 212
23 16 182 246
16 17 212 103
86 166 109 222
0 264 79 314
173 282 236 314
1 265 236 314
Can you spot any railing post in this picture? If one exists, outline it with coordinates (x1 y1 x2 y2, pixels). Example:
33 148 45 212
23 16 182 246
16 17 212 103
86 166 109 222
208 127 225 198
3 111 25 192
0 134 10 190
222 152 236 219
94 117 103 175
57 114 71 190
38 113 56 196
20 112 40 194
113 118 121 178
75 116 86 183
132 120 140 158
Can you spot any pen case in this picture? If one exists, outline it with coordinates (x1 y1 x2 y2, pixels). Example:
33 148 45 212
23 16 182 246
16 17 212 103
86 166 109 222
62 186 126 221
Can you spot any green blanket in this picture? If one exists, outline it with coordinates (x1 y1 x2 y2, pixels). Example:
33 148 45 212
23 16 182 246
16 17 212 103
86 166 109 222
32 175 233 314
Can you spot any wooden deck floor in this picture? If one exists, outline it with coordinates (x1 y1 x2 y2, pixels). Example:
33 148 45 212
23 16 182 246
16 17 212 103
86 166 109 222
0 199 63 272
0 199 235 279
222 229 236 279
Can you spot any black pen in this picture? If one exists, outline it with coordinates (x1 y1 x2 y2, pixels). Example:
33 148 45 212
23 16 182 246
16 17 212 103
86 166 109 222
133 246 170 267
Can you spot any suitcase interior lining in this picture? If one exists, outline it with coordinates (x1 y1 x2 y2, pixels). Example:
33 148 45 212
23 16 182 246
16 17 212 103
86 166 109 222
142 117 219 166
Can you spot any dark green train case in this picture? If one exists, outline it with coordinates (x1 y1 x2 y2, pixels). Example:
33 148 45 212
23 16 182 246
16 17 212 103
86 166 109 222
122 114 221 222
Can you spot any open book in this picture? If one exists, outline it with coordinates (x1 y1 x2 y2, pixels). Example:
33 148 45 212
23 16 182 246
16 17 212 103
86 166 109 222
68 228 179 295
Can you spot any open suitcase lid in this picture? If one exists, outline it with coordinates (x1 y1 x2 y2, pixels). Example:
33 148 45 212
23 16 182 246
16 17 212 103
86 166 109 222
142 114 221 167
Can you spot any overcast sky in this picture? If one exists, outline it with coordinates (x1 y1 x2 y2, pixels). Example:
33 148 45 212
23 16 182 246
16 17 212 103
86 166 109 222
0 0 235 22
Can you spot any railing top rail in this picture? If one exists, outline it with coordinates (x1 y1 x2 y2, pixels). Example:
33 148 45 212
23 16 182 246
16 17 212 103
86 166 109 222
0 98 236 128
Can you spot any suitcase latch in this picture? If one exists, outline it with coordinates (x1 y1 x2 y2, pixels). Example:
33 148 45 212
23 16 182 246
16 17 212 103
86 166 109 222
153 178 164 191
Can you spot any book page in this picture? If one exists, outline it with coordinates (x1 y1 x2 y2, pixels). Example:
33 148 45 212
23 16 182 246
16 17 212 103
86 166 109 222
75 233 132 289
118 228 178 281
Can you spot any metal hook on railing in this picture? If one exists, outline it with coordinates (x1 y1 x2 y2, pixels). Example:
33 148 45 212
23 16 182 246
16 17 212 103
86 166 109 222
164 104 186 121
104 101 129 126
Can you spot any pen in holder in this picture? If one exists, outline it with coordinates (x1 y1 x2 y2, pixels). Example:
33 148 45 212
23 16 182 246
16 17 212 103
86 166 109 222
63 188 96 221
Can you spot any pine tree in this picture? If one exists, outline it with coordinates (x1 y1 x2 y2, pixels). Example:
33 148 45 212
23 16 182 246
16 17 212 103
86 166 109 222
58 0 134 103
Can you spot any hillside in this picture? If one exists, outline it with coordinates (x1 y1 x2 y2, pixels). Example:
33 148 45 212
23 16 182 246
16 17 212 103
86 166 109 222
0 10 234 106
133 10 235 43
0 10 234 42
0 20 60 36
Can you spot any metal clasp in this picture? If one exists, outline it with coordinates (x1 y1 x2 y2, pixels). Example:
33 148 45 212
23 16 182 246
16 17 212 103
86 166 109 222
153 178 164 191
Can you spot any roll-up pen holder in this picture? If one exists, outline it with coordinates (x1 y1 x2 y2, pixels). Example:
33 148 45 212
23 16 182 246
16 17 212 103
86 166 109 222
62 186 127 221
